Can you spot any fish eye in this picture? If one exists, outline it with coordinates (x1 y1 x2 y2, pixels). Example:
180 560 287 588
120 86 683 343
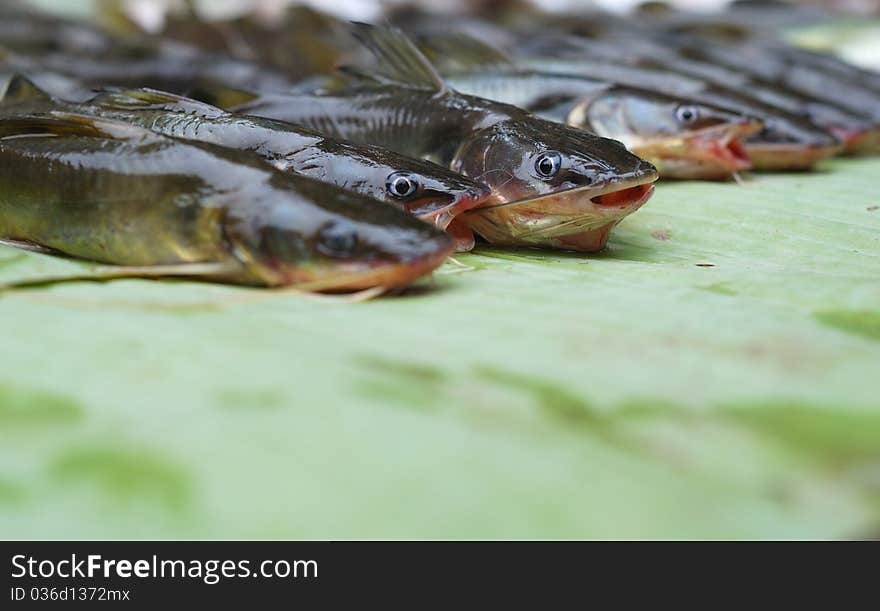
386 172 420 199
675 104 701 125
317 221 359 257
534 151 563 178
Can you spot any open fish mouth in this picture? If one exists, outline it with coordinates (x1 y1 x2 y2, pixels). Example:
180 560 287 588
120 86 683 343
461 173 657 252
407 187 493 231
405 187 492 253
636 120 761 179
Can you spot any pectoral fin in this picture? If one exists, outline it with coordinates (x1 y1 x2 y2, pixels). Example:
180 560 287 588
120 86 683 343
0 238 66 256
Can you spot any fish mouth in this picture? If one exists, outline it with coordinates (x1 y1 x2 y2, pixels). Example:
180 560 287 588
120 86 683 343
407 187 493 231
636 120 761 179
288 242 455 293
744 141 845 170
461 173 657 252
406 187 491 253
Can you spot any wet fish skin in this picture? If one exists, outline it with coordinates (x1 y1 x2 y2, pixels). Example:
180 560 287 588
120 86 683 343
667 38 880 125
102 3 356 82
575 12 880 151
224 84 658 251
514 51 842 170
641 8 880 95
525 33 879 152
213 22 659 252
765 44 880 95
1 37 297 96
438 69 759 179
0 80 490 235
410 30 761 178
0 4 296 95
0 112 452 291
433 13 851 165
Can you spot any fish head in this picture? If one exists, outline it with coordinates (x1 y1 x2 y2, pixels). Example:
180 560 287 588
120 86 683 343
296 144 491 232
567 88 763 179
450 118 658 251
225 178 455 292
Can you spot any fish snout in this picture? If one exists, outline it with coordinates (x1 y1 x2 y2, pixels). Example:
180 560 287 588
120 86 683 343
316 237 455 293
455 182 493 212
635 159 660 182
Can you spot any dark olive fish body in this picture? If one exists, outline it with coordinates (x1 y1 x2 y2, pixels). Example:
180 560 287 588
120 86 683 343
620 12 880 151
668 39 880 124
434 67 759 180
441 71 608 121
517 52 842 170
533 34 879 151
232 86 512 167
228 84 658 251
102 3 356 82
115 107 490 233
216 24 658 252
0 80 490 236
0 113 452 290
766 44 880 95
1 37 297 96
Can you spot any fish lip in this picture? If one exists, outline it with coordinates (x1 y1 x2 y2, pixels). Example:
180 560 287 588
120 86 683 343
639 119 762 173
461 182 655 250
291 241 455 293
412 187 493 230
465 171 658 214
515 183 655 239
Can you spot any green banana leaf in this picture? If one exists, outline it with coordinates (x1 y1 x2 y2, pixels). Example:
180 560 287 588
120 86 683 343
1 157 879 539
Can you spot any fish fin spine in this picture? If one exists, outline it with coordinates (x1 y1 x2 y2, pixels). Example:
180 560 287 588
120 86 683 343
0 74 52 105
348 22 448 93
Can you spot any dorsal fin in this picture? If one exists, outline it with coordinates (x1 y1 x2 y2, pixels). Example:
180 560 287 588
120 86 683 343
336 65 394 87
348 22 447 93
0 74 52 105
89 87 226 118
415 32 517 74
0 111 162 141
